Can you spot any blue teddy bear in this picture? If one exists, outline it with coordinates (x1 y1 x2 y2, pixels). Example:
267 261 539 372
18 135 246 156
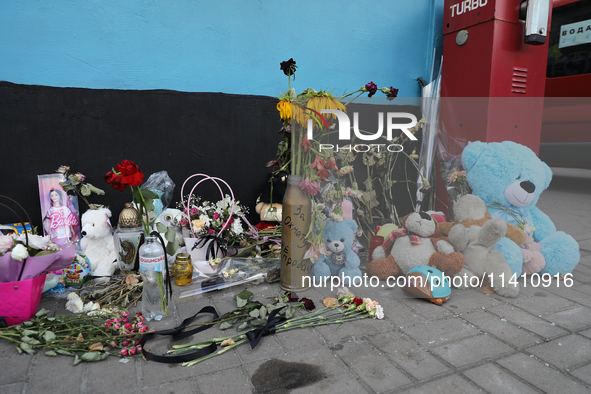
310 218 362 285
462 141 580 277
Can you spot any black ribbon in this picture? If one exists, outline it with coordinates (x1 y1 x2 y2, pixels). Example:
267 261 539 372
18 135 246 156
140 305 219 364
0 317 8 328
193 234 228 261
245 307 286 349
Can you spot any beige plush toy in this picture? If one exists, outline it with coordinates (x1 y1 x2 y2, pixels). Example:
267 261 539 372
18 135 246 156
446 194 520 297
367 211 465 280
255 202 282 222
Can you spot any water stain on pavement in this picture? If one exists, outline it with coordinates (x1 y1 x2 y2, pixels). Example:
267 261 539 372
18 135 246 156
251 359 324 393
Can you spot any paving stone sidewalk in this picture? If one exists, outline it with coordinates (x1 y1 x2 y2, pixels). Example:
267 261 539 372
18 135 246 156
1 167 590 394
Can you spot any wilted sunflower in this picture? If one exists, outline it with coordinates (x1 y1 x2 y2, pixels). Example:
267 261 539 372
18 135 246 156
277 100 291 120
291 89 347 127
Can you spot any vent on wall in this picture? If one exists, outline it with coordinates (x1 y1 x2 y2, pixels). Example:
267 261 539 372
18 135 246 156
512 67 527 94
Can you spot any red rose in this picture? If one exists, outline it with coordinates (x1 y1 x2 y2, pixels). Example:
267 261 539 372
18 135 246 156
104 171 127 192
115 160 144 187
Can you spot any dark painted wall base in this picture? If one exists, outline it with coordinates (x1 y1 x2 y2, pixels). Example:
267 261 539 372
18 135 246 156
0 81 283 226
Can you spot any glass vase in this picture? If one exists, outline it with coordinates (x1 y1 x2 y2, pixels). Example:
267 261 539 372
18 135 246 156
280 175 312 292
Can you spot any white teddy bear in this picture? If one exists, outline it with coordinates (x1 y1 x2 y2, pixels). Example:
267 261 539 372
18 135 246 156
447 194 520 297
80 208 118 276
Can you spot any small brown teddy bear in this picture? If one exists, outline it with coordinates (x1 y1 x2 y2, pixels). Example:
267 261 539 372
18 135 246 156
367 211 465 280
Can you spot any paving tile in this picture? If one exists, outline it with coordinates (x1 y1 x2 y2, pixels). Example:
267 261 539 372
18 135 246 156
366 330 450 381
544 285 591 308
291 372 370 394
508 289 577 315
86 355 138 393
332 338 412 392
314 314 395 343
527 334 591 370
461 310 541 348
398 297 455 320
195 366 252 393
143 378 196 394
0 338 19 358
430 334 514 368
378 297 427 329
0 354 32 385
463 363 539 394
543 306 591 331
397 374 481 394
235 333 287 363
579 328 591 340
400 317 480 347
487 304 568 339
274 326 327 354
570 363 591 386
497 353 590 393
442 289 503 313
0 382 24 394
27 354 83 393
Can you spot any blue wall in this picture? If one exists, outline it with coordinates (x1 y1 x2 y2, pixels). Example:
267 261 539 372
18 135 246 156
0 0 444 97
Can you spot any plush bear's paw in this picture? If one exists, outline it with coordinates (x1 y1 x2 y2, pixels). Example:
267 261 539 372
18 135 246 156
367 255 403 280
453 268 473 289
428 252 465 276
522 249 546 274
493 282 520 298
436 240 454 255
371 246 386 260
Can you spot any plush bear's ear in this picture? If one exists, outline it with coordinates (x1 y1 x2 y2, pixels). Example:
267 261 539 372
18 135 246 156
343 218 358 233
461 141 485 171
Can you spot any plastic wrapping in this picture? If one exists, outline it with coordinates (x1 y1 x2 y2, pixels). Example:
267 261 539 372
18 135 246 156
179 257 280 298
435 130 472 219
141 171 176 215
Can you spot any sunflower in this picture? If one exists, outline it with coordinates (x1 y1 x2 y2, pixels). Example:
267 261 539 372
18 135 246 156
291 91 347 127
277 100 291 120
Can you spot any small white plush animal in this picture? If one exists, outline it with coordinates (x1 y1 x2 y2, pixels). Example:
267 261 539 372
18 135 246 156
80 208 118 276
447 194 519 297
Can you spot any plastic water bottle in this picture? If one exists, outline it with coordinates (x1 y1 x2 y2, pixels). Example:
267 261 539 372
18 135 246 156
139 236 167 321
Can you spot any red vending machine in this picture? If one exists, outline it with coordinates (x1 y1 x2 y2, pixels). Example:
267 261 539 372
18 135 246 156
440 0 552 154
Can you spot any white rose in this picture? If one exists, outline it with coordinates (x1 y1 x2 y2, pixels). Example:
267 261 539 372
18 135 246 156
65 298 84 313
11 244 29 261
16 233 51 250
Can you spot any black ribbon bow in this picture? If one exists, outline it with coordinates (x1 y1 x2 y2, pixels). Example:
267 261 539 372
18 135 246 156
140 305 219 364
245 307 286 349
193 234 228 261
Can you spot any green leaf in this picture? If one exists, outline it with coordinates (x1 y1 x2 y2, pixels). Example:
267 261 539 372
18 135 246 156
87 183 105 195
144 199 155 213
81 351 109 362
73 354 82 366
249 309 260 318
250 319 268 327
219 320 235 330
140 189 159 199
236 297 248 308
244 301 263 310
43 331 56 342
22 336 41 345
56 349 75 356
35 308 49 317
68 174 80 186
22 329 39 337
165 227 177 243
284 306 296 319
156 222 166 233
259 306 267 319
20 342 36 355
237 321 249 331
45 350 57 357
165 241 178 256
80 183 92 196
